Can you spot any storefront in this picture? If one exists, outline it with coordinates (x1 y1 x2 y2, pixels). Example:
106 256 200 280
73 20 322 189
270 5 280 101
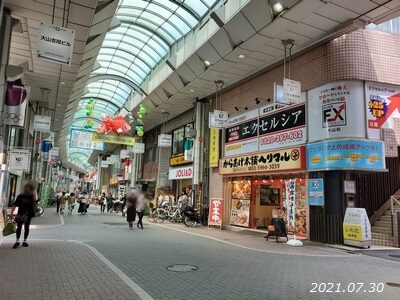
219 146 308 237
169 163 193 204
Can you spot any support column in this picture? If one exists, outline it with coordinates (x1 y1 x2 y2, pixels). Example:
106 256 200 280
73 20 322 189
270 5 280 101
192 101 204 207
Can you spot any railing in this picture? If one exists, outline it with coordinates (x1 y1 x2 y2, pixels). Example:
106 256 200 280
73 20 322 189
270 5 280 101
391 196 400 236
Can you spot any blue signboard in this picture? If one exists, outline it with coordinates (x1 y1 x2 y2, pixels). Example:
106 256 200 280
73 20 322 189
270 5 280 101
308 179 324 206
307 140 385 171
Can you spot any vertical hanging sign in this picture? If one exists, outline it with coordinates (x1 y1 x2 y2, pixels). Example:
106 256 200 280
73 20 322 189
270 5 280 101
285 179 296 234
4 83 29 127
209 128 220 168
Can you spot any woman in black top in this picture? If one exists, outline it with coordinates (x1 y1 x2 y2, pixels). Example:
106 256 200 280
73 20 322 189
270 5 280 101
12 182 37 249
126 192 137 229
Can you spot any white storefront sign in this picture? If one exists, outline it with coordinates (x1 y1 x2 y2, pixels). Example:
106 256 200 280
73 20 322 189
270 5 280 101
209 110 228 128
158 134 172 147
37 23 75 65
33 115 51 132
307 81 366 142
274 83 306 105
365 82 400 139
133 142 145 153
69 129 104 150
9 150 31 171
168 165 193 180
283 78 302 104
101 161 109 168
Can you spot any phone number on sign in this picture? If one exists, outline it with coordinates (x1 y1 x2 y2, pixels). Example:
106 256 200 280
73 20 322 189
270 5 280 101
259 130 303 145
310 283 384 293
247 163 280 171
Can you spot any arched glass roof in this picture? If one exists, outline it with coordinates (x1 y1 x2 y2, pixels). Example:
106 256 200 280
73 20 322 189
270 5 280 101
67 0 220 169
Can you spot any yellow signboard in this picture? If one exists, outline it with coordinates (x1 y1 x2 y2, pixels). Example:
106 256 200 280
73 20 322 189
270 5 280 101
92 133 135 146
219 146 306 176
343 224 362 241
170 155 192 166
209 128 219 168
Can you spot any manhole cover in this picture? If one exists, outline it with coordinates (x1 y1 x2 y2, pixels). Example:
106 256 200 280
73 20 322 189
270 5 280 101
387 282 400 287
166 264 198 272
388 255 400 258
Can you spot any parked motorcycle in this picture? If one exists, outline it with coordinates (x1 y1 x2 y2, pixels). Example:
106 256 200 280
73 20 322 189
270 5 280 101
183 205 209 227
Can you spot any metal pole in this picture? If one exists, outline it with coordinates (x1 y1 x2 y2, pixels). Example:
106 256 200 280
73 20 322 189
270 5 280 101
192 101 203 207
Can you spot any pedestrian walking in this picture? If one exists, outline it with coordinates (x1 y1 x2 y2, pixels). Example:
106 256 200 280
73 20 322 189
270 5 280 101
100 192 106 213
121 193 126 217
56 191 62 213
126 192 137 230
12 181 37 249
78 193 88 215
67 193 76 215
59 192 67 215
136 192 148 229
106 193 114 212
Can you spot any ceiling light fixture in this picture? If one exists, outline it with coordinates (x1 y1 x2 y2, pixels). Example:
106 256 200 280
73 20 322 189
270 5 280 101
273 2 284 12
204 60 211 67
238 54 246 59
235 106 248 112
57 104 61 107
60 81 66 85
190 89 194 92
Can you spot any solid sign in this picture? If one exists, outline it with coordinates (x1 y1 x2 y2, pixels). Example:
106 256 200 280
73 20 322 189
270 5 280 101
285 179 296 233
133 142 145 153
209 128 220 168
92 133 135 146
274 83 306 105
4 84 29 127
37 23 75 65
158 134 172 147
170 155 192 166
8 150 31 171
39 183 51 208
258 103 306 151
219 146 306 175
307 140 385 171
365 82 400 139
41 139 52 161
209 110 228 128
343 208 371 244
49 146 59 163
224 109 259 156
308 81 366 142
33 115 51 132
101 161 109 168
283 78 302 103
344 180 356 194
208 198 224 227
308 179 324 206
70 129 104 150
168 165 193 180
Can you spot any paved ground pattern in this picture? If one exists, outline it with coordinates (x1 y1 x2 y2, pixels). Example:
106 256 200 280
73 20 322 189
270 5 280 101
1 206 400 300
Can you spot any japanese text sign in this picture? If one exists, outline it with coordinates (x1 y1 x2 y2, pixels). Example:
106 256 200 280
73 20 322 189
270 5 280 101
209 128 220 168
365 82 400 139
307 139 385 171
92 133 135 146
33 115 51 132
343 208 371 242
308 81 366 142
308 179 324 206
283 78 302 103
37 23 75 65
219 146 306 175
285 179 296 233
70 129 104 151
224 109 258 156
208 198 224 226
209 110 228 128
258 103 306 151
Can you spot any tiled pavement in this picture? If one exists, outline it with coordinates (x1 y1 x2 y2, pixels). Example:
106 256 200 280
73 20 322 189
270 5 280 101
1 206 400 300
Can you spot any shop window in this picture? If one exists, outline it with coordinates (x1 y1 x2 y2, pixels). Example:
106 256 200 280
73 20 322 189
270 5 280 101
145 147 157 163
171 123 194 157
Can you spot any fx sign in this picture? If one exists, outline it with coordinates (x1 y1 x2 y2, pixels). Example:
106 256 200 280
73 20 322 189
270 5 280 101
323 103 346 128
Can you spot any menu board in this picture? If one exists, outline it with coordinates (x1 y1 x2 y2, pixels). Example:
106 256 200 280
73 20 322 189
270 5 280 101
230 179 251 227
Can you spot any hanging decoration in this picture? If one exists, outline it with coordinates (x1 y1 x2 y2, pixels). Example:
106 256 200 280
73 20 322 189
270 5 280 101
134 104 147 137
84 98 95 129
97 114 131 135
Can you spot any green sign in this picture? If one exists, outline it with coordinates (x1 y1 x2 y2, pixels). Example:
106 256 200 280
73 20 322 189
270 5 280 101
39 183 51 208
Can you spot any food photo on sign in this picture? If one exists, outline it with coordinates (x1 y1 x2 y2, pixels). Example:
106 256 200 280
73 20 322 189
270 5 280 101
230 179 251 228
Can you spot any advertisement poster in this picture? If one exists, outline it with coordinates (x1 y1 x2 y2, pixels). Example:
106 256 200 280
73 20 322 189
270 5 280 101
307 81 366 142
308 179 324 206
295 181 307 237
208 198 224 226
343 208 371 243
69 129 104 150
39 183 51 208
365 82 400 139
284 179 296 234
230 179 251 228
307 139 385 171
92 132 135 146
224 109 259 156
219 146 306 175
8 150 31 171
4 83 29 127
258 103 306 151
